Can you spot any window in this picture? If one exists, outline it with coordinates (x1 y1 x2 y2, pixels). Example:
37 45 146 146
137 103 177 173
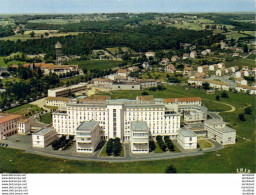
190 137 192 141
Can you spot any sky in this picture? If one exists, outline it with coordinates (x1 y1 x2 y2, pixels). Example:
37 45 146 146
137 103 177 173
0 0 254 14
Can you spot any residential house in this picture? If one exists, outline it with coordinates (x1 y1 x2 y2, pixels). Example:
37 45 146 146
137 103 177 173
159 58 170 65
171 55 179 62
217 63 225 69
197 65 209 73
235 78 248 86
165 64 176 73
216 69 225 76
183 67 194 77
209 64 218 71
145 52 155 58
183 53 190 59
190 51 197 59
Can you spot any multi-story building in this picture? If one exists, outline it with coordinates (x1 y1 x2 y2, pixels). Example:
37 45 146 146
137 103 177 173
204 119 236 145
0 113 22 139
76 121 101 153
45 97 70 108
177 129 197 150
17 118 31 135
32 127 58 148
183 106 207 124
130 121 149 153
52 95 181 142
48 83 87 97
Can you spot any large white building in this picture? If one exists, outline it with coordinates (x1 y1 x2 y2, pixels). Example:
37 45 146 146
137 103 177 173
204 119 236 145
48 83 87 97
76 121 101 153
52 95 181 142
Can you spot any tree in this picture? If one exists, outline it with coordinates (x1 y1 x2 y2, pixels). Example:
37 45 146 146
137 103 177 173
243 44 248 53
202 82 210 90
216 95 220 101
223 26 228 32
221 91 229 98
244 107 252 115
239 114 245 121
141 92 149 96
29 31 35 37
165 165 177 173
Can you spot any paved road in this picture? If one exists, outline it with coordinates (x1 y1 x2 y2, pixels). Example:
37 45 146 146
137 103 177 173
1 134 224 162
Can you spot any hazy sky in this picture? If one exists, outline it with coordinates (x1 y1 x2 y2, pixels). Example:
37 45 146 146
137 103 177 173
0 0 254 13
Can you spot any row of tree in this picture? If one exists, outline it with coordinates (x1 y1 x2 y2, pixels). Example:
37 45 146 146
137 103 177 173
52 135 74 150
106 138 122 156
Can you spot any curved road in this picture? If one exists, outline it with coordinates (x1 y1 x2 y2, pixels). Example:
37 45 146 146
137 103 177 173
202 98 236 113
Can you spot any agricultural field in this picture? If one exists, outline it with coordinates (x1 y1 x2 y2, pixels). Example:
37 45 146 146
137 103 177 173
68 59 123 70
0 30 81 41
27 19 80 24
223 30 254 40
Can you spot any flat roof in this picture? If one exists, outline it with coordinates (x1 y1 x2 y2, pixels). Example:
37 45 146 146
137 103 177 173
205 119 226 125
77 121 99 132
218 126 236 133
131 121 148 131
178 129 197 137
34 127 55 135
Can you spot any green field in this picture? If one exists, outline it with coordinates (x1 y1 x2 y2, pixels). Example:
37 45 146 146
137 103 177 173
225 58 255 69
68 60 123 70
0 85 255 173
0 56 27 68
39 113 52 124
198 140 213 149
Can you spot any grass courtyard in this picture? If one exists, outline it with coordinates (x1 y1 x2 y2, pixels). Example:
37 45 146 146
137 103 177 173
4 104 42 116
39 113 52 124
0 85 255 173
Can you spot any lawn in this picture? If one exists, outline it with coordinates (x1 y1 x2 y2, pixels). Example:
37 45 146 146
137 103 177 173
4 104 41 116
99 143 125 157
154 142 164 153
197 140 213 149
39 113 52 124
0 56 27 68
0 85 255 173
68 60 123 70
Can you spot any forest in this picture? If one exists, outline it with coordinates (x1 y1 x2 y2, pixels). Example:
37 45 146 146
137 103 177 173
0 24 216 56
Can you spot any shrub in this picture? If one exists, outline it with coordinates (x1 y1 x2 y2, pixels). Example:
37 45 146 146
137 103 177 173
165 165 177 173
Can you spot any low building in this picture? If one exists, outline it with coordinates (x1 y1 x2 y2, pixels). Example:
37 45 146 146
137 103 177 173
45 97 70 108
177 129 197 150
231 66 239 73
145 52 155 58
183 53 190 59
117 69 128 77
165 64 176 73
216 69 225 76
76 121 101 153
235 71 243 78
204 119 236 145
188 78 231 91
184 109 207 124
17 118 31 135
48 83 87 97
111 82 141 90
235 78 248 86
171 55 179 62
190 51 197 59
164 97 202 106
197 65 209 73
183 67 194 77
130 121 149 154
209 64 218 71
32 127 58 148
136 79 158 89
217 63 225 69
235 85 256 95
159 58 170 65
0 113 22 139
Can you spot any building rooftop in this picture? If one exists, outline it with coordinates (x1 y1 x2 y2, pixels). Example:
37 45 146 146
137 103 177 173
45 97 70 102
178 129 197 137
164 97 201 103
205 119 226 125
131 121 148 131
34 127 55 135
0 114 21 124
76 121 99 132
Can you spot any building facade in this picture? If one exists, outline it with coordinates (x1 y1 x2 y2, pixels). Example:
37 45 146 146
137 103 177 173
32 127 58 148
177 129 197 150
0 113 22 139
76 121 101 153
52 96 181 142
